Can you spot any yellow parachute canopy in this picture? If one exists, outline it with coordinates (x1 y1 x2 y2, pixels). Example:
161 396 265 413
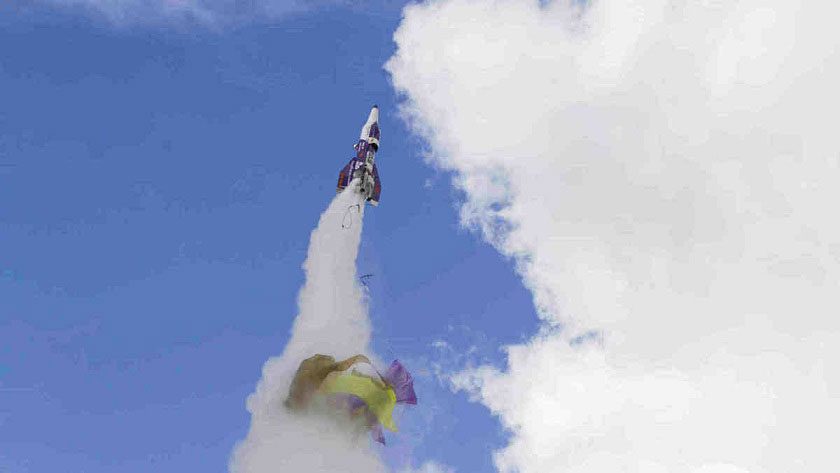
319 372 398 431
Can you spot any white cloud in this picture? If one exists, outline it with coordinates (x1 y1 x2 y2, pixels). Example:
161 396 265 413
387 0 840 472
33 0 399 25
399 460 456 473
34 0 312 25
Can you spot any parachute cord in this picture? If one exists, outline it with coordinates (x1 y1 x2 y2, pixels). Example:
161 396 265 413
342 204 361 229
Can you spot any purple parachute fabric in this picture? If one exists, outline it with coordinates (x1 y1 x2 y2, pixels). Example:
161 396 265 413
331 393 364 411
327 360 417 445
383 360 417 405
371 426 385 444
330 394 386 444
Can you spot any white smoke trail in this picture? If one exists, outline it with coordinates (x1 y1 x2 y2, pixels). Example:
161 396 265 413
229 186 388 473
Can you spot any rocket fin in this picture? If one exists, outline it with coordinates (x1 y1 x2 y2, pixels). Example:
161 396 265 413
337 161 353 192
369 163 381 206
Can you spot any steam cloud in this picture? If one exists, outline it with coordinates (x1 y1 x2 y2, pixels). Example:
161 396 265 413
387 1 840 472
229 188 388 473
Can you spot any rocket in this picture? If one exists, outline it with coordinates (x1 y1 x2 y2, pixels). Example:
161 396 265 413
337 105 382 206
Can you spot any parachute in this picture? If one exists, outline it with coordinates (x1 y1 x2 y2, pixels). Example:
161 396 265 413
285 354 417 444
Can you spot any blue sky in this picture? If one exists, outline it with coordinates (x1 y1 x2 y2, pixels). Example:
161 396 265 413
0 3 540 472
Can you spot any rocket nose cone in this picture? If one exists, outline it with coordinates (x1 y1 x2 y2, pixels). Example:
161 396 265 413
360 105 381 142
367 106 379 123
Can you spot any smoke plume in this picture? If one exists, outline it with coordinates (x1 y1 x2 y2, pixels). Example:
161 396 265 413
229 187 387 473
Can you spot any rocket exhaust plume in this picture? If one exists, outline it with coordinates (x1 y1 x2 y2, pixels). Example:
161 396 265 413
229 185 387 473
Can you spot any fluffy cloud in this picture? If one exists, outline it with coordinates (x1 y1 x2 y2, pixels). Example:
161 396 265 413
388 0 840 472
